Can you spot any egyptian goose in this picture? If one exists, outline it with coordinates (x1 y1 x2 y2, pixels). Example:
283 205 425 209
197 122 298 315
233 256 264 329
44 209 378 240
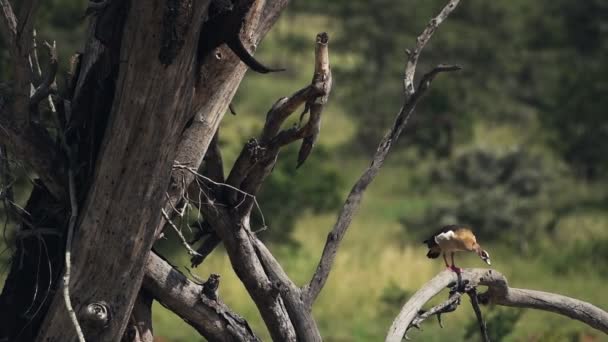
423 225 491 272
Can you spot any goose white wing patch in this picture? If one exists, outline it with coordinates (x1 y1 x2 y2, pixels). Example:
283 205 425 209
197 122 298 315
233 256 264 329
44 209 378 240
434 230 456 244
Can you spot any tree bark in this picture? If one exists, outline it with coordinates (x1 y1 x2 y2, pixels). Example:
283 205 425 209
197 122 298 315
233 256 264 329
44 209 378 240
143 252 260 341
36 1 209 340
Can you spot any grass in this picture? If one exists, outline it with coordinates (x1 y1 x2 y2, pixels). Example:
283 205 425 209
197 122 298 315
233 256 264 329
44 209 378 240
152 154 608 341
92 22 608 337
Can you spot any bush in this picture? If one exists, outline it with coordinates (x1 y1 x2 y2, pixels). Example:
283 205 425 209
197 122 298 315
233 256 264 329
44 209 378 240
464 307 522 341
403 148 563 246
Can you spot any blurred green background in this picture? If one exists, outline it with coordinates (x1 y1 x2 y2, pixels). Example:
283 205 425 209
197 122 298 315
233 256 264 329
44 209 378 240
2 0 608 341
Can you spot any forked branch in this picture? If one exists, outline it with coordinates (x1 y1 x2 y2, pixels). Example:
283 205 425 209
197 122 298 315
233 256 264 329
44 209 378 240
386 269 608 342
304 0 462 307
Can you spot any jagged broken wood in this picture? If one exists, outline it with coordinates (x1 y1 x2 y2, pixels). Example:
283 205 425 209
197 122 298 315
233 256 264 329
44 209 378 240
386 268 608 342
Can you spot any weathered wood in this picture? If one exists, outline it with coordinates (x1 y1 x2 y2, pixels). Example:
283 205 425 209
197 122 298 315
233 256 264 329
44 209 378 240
158 0 289 237
201 207 298 341
143 252 260 342
386 269 608 342
35 1 210 340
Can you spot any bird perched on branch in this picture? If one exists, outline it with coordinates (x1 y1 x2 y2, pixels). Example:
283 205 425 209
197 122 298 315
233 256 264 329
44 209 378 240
423 225 491 272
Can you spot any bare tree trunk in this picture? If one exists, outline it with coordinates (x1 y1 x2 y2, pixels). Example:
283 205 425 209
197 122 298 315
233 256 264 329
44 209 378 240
0 0 289 341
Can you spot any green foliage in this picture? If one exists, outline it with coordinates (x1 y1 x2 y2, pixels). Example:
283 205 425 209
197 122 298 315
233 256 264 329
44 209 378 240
527 1 608 179
464 307 522 341
550 239 608 278
539 60 608 179
255 144 345 244
379 281 411 317
404 148 563 245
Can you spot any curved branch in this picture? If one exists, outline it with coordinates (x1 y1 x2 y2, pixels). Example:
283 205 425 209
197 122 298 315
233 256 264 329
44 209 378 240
386 268 608 342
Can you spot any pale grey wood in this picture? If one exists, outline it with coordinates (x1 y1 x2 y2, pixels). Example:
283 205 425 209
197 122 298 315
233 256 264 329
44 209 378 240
143 253 260 342
386 269 608 342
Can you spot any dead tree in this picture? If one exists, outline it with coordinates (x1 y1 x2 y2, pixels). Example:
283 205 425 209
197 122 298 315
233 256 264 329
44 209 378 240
0 0 606 341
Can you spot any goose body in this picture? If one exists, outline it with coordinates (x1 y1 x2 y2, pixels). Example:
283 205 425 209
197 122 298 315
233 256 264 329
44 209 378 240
423 225 491 272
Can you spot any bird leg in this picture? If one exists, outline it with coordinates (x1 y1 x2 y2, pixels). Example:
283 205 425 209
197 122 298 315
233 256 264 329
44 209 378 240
443 253 450 268
450 252 462 273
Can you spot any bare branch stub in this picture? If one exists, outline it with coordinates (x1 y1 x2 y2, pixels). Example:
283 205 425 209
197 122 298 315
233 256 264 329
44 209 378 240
305 0 462 307
226 31 332 210
386 268 608 342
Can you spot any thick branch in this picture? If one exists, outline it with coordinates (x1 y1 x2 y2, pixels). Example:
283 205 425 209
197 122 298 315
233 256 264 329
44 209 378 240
252 238 321 341
143 252 260 342
386 269 608 342
36 2 212 340
201 207 298 341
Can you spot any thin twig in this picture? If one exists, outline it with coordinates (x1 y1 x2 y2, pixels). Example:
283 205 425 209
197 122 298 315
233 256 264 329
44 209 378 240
63 167 86 342
403 0 460 97
161 208 202 258
173 163 267 230
53 92 85 341
405 290 463 339
467 288 490 342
